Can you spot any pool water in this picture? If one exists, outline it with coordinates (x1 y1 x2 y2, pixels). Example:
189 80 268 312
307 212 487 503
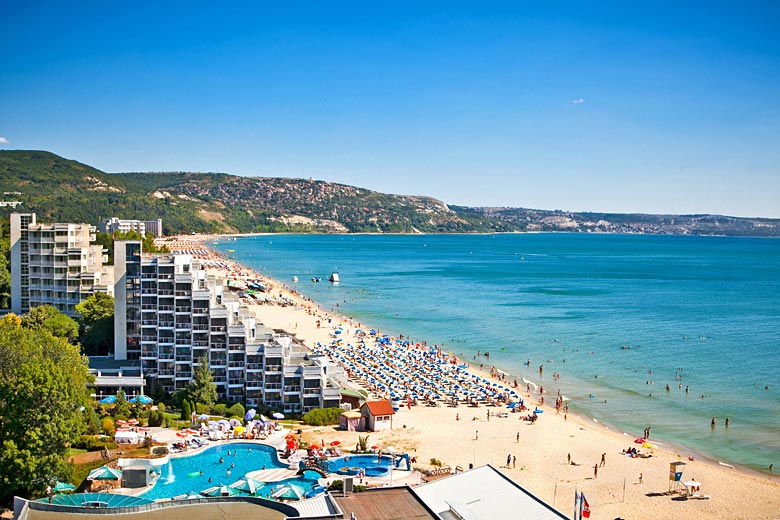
327 454 395 477
140 442 317 500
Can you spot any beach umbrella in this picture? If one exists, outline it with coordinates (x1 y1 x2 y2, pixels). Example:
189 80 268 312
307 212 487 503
99 395 116 404
176 431 188 438
272 412 285 420
272 484 304 500
229 418 241 427
245 408 257 421
129 395 153 404
127 418 139 425
115 420 128 426
53 481 76 493
229 477 264 495
198 413 210 421
201 484 243 497
634 438 646 444
87 465 122 481
259 414 270 424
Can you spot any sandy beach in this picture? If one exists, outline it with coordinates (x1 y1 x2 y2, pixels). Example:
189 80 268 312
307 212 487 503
171 234 780 519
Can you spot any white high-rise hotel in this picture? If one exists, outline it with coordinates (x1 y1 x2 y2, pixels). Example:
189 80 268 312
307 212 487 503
113 240 343 412
10 213 113 316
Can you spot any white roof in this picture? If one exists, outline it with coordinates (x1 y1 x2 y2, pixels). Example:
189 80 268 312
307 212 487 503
413 465 568 520
292 495 340 517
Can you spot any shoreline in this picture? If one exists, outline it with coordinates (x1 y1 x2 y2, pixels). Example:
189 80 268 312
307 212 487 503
164 234 780 519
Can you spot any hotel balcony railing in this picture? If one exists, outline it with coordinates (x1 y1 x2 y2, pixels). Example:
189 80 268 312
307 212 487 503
175 307 191 313
284 386 302 393
175 323 192 329
210 326 226 333
158 370 174 376
141 335 157 342
228 362 245 368
175 372 192 379
192 324 209 331
264 383 282 390
246 363 263 370
174 291 190 297
158 305 174 311
265 365 282 372
158 321 174 328
158 289 174 296
157 274 173 280
159 353 174 360
303 388 322 395
193 341 209 347
141 289 157 295
192 308 209 315
175 355 191 362
142 320 158 326
228 379 244 386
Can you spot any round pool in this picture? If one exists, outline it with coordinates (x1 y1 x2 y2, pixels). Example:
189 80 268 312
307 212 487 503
327 454 394 476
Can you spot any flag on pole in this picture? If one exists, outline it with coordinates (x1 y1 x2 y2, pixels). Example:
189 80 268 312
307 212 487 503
574 488 579 520
581 492 591 518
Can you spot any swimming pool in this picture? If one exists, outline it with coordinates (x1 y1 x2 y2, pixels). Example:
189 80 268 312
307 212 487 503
327 454 394 477
140 442 318 501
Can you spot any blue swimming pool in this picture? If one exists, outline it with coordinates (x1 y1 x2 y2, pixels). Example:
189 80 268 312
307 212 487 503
327 454 394 477
140 442 318 501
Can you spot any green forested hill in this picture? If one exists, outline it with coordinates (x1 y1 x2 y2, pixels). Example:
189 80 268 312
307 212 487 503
1 150 779 237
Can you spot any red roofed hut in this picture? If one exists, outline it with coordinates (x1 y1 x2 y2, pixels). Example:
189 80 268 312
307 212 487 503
360 400 395 432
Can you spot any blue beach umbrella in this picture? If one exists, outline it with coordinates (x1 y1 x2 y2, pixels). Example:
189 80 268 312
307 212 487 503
99 395 116 404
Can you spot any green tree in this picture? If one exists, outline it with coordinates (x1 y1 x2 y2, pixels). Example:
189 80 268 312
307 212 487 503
76 294 115 356
188 356 217 408
0 317 91 505
181 400 192 421
21 305 79 343
113 390 131 419
0 232 10 309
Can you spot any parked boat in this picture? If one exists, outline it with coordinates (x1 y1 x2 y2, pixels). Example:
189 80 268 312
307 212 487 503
329 271 340 284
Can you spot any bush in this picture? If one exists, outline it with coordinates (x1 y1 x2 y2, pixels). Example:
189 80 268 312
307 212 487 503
195 403 210 415
301 408 343 426
148 410 164 427
327 480 367 493
212 404 228 417
101 417 115 436
74 435 118 452
430 458 442 467
156 402 166 414
181 400 191 421
227 403 245 419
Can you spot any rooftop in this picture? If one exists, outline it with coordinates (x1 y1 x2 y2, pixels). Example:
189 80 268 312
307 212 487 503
362 400 395 416
333 486 437 520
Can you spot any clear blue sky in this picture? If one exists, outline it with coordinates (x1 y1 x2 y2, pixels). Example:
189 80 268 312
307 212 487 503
2 2 779 217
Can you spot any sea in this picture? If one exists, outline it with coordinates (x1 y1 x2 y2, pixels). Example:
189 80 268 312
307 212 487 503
212 233 780 473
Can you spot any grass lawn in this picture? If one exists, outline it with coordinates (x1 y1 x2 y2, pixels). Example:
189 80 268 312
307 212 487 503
67 448 88 457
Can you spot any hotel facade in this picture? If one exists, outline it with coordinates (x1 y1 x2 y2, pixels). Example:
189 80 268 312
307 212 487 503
113 240 343 413
10 212 113 316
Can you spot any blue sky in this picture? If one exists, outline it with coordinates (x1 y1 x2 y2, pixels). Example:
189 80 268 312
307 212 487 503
2 2 779 217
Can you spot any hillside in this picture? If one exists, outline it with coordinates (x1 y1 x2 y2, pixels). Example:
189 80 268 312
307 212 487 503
1 150 779 237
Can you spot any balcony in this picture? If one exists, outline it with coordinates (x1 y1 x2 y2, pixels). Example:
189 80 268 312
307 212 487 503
175 323 192 330
284 386 302 393
141 335 157 342
175 372 192 379
175 356 191 362
246 363 263 370
175 307 192 314
193 341 209 347
265 383 282 390
158 321 174 328
192 324 209 331
246 380 263 388
265 365 282 372
228 379 244 386
192 308 209 315
303 388 322 396
210 326 226 333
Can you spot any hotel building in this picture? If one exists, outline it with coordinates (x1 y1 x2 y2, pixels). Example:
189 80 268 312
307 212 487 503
10 212 113 316
100 217 164 238
113 240 343 412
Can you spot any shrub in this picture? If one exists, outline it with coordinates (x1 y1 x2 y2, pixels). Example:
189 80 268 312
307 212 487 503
430 458 442 467
212 404 228 417
148 410 164 427
327 480 367 493
74 435 118 452
301 408 342 426
227 403 245 419
181 400 191 420
101 417 115 436
196 403 210 415
156 402 166 414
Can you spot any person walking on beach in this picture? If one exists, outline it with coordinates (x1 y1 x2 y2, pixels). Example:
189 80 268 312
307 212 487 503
567 453 571 464
512 456 516 469
516 432 520 443
475 430 479 441
639 472 643 484
594 464 598 479
507 454 512 467
600 453 606 467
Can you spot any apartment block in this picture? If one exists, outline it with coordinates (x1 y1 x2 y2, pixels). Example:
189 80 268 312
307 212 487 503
114 241 343 412
10 212 113 316
100 217 164 238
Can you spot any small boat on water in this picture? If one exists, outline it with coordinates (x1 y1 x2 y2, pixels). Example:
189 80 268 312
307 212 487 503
329 271 340 284
292 276 299 282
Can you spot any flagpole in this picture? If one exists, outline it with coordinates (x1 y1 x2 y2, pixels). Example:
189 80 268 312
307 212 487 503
579 491 583 520
573 488 578 520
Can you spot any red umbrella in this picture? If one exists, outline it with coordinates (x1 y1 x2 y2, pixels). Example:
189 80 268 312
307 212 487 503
330 440 341 447
176 431 188 438
634 438 646 444
116 420 127 426
127 418 139 425
370 445 380 450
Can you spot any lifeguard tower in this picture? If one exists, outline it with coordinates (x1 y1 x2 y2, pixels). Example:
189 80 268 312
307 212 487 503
668 461 687 493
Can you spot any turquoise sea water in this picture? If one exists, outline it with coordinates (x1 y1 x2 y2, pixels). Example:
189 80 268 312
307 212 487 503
213 234 780 473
